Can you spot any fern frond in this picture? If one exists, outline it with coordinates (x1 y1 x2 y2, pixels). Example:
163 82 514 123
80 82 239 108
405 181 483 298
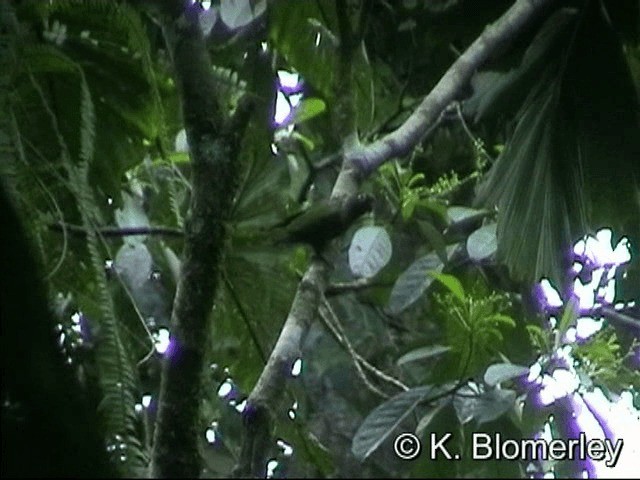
69 159 149 474
44 0 168 142
25 59 148 473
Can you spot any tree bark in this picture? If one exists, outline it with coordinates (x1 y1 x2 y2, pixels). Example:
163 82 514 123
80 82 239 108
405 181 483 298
237 0 557 475
150 2 253 477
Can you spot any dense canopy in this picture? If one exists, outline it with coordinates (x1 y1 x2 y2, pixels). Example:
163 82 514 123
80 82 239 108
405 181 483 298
1 0 638 478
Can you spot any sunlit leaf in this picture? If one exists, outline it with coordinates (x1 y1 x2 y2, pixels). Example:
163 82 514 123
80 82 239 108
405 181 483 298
447 206 485 226
281 97 327 127
427 271 466 303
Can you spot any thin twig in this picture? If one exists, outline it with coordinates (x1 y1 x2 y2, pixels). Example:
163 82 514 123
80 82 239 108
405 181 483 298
320 295 409 394
49 222 184 238
319 298 390 398
325 277 377 295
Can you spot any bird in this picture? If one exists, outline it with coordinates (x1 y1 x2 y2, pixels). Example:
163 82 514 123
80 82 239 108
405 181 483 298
271 193 374 252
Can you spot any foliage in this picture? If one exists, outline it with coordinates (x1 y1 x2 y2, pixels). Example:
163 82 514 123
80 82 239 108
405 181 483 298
2 0 638 478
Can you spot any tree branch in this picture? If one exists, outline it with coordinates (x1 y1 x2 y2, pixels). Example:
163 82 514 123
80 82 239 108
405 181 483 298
601 306 639 332
49 222 184 238
346 0 556 176
237 0 556 475
235 260 328 477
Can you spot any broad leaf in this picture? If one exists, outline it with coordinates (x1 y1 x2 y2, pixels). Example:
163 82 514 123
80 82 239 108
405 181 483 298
465 8 577 123
447 206 486 226
397 345 451 366
417 220 448 263
352 385 442 461
269 2 337 99
466 223 497 261
454 387 516 425
281 97 327 127
475 3 640 284
387 245 459 315
387 253 443 315
484 363 530 387
427 271 466 302
416 398 451 436
348 226 392 278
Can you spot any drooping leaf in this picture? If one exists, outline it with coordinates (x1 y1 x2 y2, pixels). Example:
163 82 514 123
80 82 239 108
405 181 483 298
232 124 290 230
269 2 337 99
465 8 577 123
475 2 640 285
348 226 392 278
387 245 458 315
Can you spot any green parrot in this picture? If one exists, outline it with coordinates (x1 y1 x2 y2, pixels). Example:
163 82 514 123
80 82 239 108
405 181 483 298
271 193 374 252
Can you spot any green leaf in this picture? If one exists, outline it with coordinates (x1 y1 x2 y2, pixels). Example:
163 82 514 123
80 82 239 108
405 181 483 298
556 295 579 347
286 153 311 202
165 152 190 165
397 345 451 366
416 220 448 263
407 173 426 188
486 314 516 328
282 97 327 126
447 206 486 226
348 226 392 279
475 2 640 285
387 245 458 315
387 252 443 315
269 2 337 99
401 192 420 221
484 363 530 387
290 131 316 151
415 398 451 436
453 387 516 425
466 223 497 261
427 271 466 303
352 385 447 461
